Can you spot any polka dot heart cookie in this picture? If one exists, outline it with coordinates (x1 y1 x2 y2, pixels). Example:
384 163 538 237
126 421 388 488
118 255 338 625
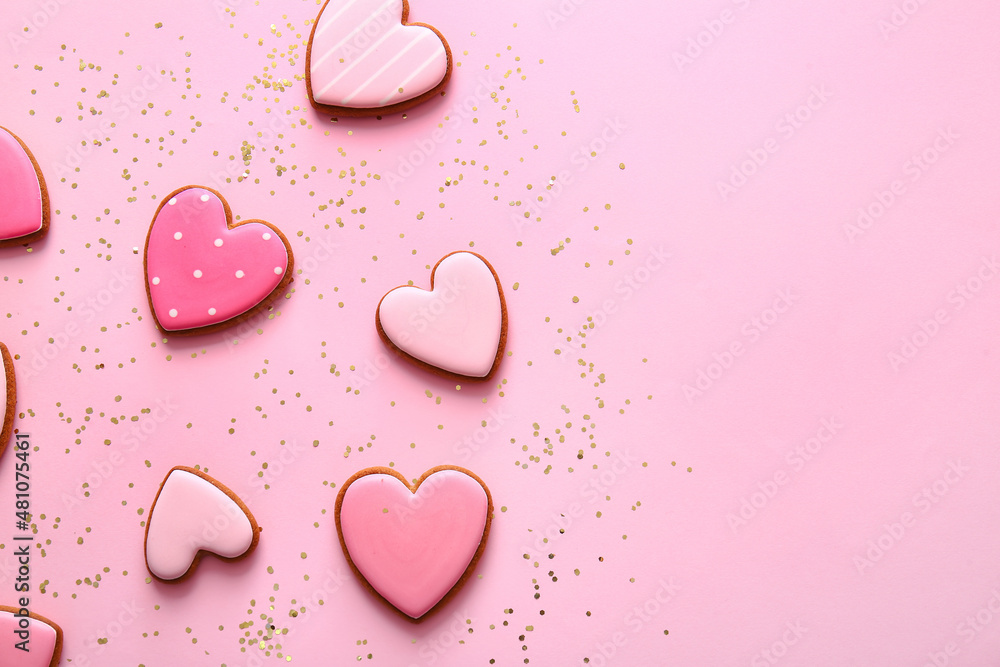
306 0 452 116
143 186 294 335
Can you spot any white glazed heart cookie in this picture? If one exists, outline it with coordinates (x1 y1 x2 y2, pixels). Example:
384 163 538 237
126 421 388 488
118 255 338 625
375 251 507 380
144 466 261 583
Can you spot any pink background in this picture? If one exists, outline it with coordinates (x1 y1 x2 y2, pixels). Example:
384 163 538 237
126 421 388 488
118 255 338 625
2 0 1000 665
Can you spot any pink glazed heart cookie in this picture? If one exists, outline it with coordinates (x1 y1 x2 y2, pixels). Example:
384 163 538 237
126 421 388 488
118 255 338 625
0 126 49 247
376 251 507 380
336 466 493 620
1 342 15 460
144 466 261 583
0 606 62 667
306 0 452 116
143 186 293 335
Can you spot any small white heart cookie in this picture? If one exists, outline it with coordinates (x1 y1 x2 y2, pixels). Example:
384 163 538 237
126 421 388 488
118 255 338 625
144 466 261 583
376 251 507 380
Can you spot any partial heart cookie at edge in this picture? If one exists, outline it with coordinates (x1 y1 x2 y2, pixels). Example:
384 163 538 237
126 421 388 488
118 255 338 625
0 606 62 667
0 126 49 247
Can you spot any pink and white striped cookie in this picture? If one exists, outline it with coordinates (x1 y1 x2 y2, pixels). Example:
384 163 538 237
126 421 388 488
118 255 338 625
306 0 452 116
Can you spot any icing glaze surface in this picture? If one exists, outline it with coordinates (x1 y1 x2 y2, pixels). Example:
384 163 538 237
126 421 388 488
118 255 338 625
338 469 489 618
310 0 448 109
0 609 59 667
145 468 256 581
377 251 504 378
144 187 289 332
0 127 44 242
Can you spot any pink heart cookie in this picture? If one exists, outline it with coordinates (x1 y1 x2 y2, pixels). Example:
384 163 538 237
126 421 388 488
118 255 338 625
336 466 493 620
143 186 293 335
0 606 62 667
144 466 261 583
0 126 49 247
376 251 508 380
306 0 452 116
1 342 15 460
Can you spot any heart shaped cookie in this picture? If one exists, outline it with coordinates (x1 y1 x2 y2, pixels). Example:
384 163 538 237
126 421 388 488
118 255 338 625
0 606 62 667
376 251 507 380
144 466 261 583
1 342 15 460
336 466 492 620
306 0 452 116
143 186 293 335
0 126 49 247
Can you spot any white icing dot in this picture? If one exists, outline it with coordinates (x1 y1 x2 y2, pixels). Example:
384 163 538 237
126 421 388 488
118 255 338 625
167 197 177 206
235 270 245 279
151 277 160 285
262 232 272 241
214 238 223 247
274 266 282 275
168 309 178 318
174 232 183 241
208 307 217 316
200 194 210 202
193 269 203 278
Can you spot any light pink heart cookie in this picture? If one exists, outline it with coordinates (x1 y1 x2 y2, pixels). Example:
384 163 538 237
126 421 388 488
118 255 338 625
306 0 452 116
144 186 293 335
376 251 507 380
336 466 493 620
144 466 261 583
1 342 15 460
0 606 62 667
0 126 49 247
